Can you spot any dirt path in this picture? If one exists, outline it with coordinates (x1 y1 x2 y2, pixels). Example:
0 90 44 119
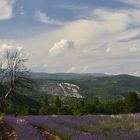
0 120 18 140
0 118 60 140
42 131 61 140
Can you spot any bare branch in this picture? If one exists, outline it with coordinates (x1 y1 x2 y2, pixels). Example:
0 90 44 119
0 49 31 99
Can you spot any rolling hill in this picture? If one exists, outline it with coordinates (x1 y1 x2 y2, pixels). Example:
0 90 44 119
30 73 140 100
67 74 140 100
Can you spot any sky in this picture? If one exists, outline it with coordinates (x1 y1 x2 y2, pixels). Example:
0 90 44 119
0 0 140 75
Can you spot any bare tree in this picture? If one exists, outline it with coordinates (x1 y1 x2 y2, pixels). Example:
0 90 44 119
0 48 33 112
0 56 6 111
2 49 31 99
0 57 4 75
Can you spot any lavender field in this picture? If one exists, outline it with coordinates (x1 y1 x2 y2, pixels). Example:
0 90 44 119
2 114 140 140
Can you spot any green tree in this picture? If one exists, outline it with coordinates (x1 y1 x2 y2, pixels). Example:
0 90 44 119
104 100 125 114
125 92 140 113
83 103 96 114
83 97 101 114
54 97 63 114
39 95 50 115
55 97 62 108
71 100 85 115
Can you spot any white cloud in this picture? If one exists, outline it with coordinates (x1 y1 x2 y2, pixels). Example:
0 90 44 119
117 0 140 7
129 46 139 52
93 9 130 33
106 48 111 53
35 10 63 25
52 9 131 47
81 66 89 72
43 64 48 68
17 6 25 16
0 0 16 20
0 41 24 58
67 66 76 73
58 4 88 10
49 39 75 56
22 8 140 74
0 44 12 52
0 44 23 52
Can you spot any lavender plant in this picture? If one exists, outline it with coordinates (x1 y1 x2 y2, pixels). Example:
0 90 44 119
4 116 47 140
4 114 140 140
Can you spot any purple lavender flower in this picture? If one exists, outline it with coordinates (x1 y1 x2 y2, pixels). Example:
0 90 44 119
4 116 47 140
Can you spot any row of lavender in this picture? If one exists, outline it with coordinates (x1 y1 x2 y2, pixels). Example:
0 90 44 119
23 114 140 140
4 114 140 140
4 116 47 140
23 115 104 140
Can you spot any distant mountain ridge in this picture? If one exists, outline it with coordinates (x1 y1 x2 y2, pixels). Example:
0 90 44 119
30 72 109 80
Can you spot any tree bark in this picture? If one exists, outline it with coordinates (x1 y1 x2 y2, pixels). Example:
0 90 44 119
5 88 13 99
0 97 4 112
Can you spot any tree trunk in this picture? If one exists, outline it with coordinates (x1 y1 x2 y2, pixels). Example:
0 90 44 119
0 97 4 112
5 88 12 99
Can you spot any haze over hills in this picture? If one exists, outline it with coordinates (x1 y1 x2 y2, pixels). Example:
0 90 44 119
30 73 140 100
30 72 109 80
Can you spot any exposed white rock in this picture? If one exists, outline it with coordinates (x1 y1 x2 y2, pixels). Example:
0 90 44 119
58 82 83 98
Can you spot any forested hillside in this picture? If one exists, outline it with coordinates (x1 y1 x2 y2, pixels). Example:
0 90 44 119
31 74 140 100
